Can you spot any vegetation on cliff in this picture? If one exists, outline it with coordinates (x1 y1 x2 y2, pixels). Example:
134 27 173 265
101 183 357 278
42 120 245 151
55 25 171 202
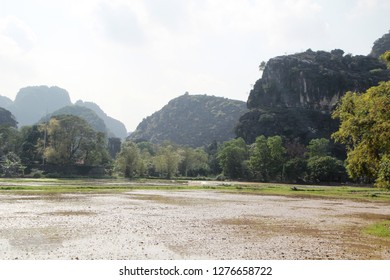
129 93 248 147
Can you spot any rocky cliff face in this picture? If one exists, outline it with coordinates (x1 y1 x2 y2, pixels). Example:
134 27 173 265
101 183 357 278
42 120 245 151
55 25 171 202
369 30 390 58
237 48 390 145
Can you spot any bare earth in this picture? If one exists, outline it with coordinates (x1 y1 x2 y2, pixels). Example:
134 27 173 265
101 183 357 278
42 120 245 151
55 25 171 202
0 190 389 260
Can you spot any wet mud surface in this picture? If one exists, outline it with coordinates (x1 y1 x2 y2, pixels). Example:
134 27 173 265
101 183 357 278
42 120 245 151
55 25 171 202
0 190 389 259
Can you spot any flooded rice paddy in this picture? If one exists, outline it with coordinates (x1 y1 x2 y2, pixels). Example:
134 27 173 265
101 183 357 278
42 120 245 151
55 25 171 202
0 189 389 259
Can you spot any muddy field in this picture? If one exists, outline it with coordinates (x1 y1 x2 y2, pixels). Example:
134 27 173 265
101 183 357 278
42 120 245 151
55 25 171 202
0 190 389 260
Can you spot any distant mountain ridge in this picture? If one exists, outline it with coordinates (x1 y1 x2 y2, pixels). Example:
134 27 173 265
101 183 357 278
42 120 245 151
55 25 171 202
10 86 72 126
0 85 128 138
129 93 248 147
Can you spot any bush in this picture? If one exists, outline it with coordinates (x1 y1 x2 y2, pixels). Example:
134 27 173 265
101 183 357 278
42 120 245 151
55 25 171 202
284 158 307 183
307 156 347 183
0 152 25 178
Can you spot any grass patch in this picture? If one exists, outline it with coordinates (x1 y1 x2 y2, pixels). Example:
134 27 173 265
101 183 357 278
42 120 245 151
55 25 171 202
364 221 390 238
0 178 390 202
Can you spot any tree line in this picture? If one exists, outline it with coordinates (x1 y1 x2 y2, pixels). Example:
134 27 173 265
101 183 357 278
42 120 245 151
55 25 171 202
0 114 346 184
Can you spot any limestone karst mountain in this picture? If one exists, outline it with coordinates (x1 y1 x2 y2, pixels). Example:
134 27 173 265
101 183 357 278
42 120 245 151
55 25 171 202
129 93 248 147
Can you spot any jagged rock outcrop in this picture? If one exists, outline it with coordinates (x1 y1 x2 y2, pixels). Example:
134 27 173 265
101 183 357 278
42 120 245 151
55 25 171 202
237 48 390 145
130 93 248 147
0 86 72 127
369 30 390 58
75 100 128 138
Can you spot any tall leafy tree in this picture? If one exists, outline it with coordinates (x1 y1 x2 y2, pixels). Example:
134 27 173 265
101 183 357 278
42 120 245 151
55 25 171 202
40 115 107 165
178 147 209 177
154 144 181 179
0 152 25 177
114 141 141 178
332 81 390 187
249 135 285 181
19 125 44 164
0 125 21 157
307 138 330 158
217 138 248 179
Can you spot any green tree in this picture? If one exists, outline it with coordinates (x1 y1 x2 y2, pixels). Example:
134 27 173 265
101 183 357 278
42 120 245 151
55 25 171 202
259 61 266 71
284 157 307 183
0 125 21 157
40 115 107 166
249 135 285 181
83 132 110 165
0 152 25 177
217 138 248 180
332 81 390 187
137 141 157 177
381 50 390 68
178 147 209 177
19 125 44 164
114 141 141 178
153 144 181 179
249 135 270 181
307 138 330 158
307 156 346 183
267 136 286 180
205 140 222 176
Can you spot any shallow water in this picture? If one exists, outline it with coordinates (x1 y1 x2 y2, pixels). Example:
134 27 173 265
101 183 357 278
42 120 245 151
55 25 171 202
0 190 389 260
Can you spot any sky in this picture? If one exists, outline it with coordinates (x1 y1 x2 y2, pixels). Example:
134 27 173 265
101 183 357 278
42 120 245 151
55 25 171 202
0 0 389 132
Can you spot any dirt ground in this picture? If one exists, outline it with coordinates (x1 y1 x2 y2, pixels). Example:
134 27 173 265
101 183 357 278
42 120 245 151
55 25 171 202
0 190 389 260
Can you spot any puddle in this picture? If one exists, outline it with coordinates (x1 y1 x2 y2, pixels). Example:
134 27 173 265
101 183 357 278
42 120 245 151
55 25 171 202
341 213 390 221
127 194 200 206
0 227 65 250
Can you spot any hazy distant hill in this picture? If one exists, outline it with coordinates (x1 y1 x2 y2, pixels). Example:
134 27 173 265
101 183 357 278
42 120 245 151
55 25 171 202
75 100 127 138
0 85 128 138
40 105 108 134
0 96 14 109
12 86 72 126
129 93 248 147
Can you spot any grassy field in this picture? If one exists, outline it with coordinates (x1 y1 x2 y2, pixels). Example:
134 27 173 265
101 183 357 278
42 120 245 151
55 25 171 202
0 178 390 202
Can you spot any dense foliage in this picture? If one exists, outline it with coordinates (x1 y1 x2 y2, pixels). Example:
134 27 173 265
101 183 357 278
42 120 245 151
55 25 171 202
332 81 390 188
40 115 110 166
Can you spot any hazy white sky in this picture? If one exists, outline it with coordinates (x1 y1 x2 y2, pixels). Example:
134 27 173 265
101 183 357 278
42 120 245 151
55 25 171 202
0 0 389 131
